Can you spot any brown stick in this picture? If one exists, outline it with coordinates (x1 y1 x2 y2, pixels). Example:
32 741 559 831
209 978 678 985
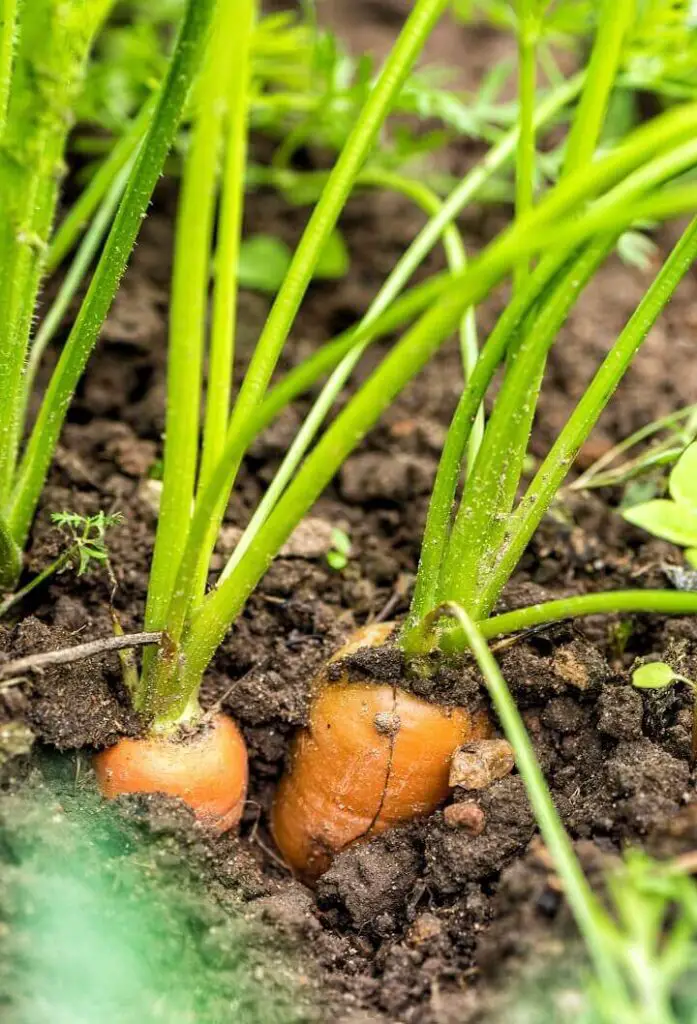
0 631 163 682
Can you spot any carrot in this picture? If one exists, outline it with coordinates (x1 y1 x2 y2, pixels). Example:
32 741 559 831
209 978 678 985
271 624 492 880
94 712 248 834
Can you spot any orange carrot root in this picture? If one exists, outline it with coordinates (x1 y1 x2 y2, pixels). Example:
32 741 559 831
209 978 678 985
272 625 492 880
94 712 248 834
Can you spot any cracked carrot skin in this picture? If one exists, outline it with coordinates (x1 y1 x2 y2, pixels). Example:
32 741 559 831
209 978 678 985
271 624 492 881
94 712 248 834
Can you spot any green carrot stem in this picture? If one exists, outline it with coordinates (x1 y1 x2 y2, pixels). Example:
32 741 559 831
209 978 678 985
198 0 254 493
143 0 240 660
0 0 112 503
0 512 21 591
402 245 585 651
189 0 256 608
562 0 635 177
477 591 697 640
513 0 538 288
7 0 217 550
46 97 155 273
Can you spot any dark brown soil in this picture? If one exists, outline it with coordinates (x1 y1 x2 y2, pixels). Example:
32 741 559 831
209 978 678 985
3 2 697 1021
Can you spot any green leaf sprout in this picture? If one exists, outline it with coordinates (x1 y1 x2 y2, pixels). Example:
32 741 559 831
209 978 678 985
326 527 351 572
623 442 697 560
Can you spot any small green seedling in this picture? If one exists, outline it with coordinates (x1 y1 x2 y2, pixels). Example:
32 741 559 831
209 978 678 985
51 511 123 577
326 527 351 571
632 660 697 760
623 441 697 568
0 511 123 618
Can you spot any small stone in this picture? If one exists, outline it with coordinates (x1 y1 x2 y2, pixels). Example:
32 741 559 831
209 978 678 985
407 912 442 945
373 711 401 736
280 517 335 559
443 801 485 835
449 739 515 790
136 478 163 514
0 721 34 764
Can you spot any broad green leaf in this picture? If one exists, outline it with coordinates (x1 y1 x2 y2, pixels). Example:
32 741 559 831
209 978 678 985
632 662 677 689
669 442 697 513
623 500 697 548
237 235 292 293
686 548 697 570
314 229 350 280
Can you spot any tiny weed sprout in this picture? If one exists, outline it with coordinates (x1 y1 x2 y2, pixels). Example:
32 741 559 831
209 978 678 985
51 511 123 578
0 0 217 598
623 441 697 568
632 660 697 760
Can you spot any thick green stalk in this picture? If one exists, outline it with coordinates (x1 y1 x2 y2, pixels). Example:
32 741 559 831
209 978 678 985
0 0 17 136
46 96 155 273
476 214 697 616
441 604 621 993
184 0 450 597
189 0 255 608
24 152 136 405
478 591 697 640
441 237 614 614
451 0 637 621
0 0 112 502
514 0 538 288
142 0 241 659
216 170 478 587
562 0 635 177
7 0 218 549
